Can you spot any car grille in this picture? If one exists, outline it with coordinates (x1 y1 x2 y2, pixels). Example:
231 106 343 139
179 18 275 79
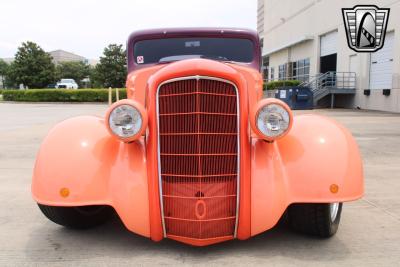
157 77 239 240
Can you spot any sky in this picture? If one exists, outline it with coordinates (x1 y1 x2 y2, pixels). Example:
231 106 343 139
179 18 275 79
0 0 256 59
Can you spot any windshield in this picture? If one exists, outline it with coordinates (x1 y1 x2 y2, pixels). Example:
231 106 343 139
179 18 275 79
133 37 254 65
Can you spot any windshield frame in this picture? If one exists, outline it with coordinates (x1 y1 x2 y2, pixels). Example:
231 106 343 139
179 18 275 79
133 37 255 65
127 28 261 73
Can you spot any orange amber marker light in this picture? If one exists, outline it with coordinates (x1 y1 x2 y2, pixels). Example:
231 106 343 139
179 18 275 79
330 184 339 194
59 188 70 198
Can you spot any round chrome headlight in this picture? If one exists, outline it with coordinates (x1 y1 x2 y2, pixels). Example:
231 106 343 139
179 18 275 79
109 105 142 137
106 100 147 142
252 99 293 141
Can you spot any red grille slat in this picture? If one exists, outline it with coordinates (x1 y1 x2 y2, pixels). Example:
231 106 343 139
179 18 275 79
159 91 237 98
159 111 236 116
163 194 237 199
160 153 237 156
162 176 237 197
158 77 239 240
162 197 236 220
160 132 237 136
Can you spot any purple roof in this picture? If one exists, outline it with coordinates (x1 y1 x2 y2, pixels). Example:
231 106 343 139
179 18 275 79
126 27 261 73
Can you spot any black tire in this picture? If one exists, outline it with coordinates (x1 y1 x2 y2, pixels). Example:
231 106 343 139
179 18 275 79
288 203 342 238
38 204 114 229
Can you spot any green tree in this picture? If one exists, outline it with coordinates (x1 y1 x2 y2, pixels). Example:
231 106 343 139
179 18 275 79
0 59 9 88
92 44 127 88
56 61 90 87
88 66 102 88
8 41 56 88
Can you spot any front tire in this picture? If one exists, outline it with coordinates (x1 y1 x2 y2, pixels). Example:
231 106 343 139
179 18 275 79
38 204 114 229
288 203 342 237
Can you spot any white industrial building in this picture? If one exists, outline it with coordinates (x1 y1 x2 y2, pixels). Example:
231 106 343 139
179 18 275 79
258 0 400 112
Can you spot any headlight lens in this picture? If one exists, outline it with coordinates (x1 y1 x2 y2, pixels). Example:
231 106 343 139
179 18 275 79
109 104 142 138
256 103 291 138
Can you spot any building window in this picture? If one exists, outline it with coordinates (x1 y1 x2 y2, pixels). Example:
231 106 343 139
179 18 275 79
278 64 286 80
291 58 310 82
262 56 269 80
270 67 275 81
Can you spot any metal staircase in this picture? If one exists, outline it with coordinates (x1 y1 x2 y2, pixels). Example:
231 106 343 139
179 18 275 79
300 72 357 107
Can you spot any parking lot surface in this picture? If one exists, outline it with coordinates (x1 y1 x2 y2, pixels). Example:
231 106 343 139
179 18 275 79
0 103 399 267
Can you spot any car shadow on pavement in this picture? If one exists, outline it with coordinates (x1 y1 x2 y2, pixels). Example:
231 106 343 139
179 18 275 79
26 212 351 264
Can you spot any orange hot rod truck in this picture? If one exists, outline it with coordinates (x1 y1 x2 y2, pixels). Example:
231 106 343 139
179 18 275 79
32 28 364 246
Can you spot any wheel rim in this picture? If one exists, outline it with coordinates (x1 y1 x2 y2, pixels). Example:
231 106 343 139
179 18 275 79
330 203 339 222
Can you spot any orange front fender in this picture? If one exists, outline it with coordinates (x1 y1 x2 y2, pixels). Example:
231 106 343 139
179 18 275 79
251 114 364 236
31 116 150 237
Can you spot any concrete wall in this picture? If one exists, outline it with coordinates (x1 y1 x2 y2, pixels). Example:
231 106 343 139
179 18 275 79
257 0 265 37
269 49 289 79
261 0 400 112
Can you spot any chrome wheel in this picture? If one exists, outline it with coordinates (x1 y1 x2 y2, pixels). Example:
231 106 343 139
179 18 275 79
330 202 340 222
289 203 343 237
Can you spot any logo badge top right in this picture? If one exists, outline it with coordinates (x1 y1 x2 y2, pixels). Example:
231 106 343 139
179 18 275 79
342 5 390 52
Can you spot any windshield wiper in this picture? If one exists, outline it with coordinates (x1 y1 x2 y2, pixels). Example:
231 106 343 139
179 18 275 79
199 55 229 61
158 55 230 64
158 55 201 63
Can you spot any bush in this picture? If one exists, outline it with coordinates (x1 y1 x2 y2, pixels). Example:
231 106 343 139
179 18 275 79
264 80 301 91
2 89 127 102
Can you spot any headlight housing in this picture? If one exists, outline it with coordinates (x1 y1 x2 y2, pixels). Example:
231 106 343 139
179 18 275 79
251 99 293 141
105 99 148 142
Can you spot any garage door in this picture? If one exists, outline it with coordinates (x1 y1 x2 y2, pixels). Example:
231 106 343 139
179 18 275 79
370 32 394 89
320 31 338 57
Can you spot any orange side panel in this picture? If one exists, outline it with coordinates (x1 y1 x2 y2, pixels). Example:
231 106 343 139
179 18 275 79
236 76 251 240
126 65 165 105
280 114 364 202
251 114 364 236
226 63 263 240
250 140 289 235
146 80 164 241
32 116 151 237
125 64 166 241
228 63 263 105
